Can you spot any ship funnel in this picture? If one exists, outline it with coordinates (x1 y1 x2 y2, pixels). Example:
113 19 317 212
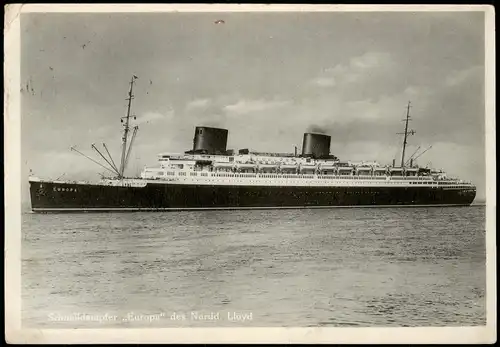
301 133 331 159
192 126 229 155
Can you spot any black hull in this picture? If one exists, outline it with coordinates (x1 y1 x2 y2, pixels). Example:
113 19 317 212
29 181 477 212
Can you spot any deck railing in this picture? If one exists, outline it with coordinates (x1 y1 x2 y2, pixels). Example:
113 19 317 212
141 168 473 185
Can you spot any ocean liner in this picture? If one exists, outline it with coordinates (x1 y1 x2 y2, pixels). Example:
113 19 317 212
29 76 476 212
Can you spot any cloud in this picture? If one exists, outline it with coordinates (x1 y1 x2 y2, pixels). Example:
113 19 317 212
323 51 394 84
445 65 483 87
420 65 484 145
185 98 211 110
197 113 227 128
310 77 336 87
135 110 174 125
350 51 392 70
307 51 396 100
223 98 291 115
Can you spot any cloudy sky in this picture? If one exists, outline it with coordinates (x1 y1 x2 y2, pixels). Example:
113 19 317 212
21 10 486 201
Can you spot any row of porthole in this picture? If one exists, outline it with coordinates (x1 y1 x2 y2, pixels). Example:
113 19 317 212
53 187 78 192
182 180 429 185
186 174 428 184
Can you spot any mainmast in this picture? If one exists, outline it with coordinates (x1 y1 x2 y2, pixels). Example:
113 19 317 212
119 75 138 177
397 101 416 168
70 76 140 180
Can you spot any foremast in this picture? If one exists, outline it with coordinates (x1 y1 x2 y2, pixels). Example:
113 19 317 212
70 75 140 179
119 75 139 178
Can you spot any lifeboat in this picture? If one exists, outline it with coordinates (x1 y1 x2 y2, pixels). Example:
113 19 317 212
258 163 279 169
318 164 336 174
279 164 298 173
389 167 404 177
213 162 235 168
257 163 279 173
299 163 317 173
389 167 403 172
373 167 388 176
337 166 354 176
356 166 373 175
404 167 418 176
236 163 257 172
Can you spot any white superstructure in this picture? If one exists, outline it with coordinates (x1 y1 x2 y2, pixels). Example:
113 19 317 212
128 152 475 190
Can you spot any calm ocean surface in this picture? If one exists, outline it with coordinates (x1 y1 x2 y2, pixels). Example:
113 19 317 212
22 206 486 328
